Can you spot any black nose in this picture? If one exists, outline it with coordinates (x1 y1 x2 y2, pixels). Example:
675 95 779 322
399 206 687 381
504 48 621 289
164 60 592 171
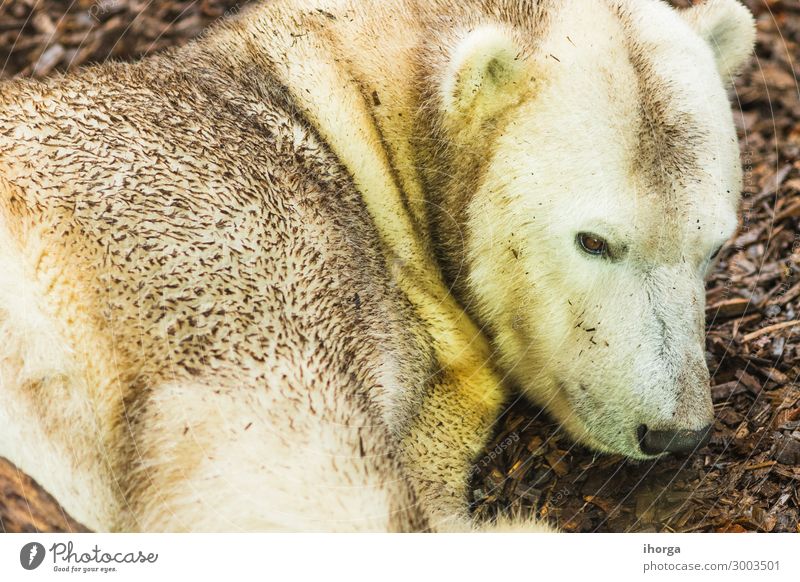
637 424 712 455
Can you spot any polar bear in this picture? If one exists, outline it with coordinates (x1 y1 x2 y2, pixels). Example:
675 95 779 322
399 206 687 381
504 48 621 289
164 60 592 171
0 0 754 531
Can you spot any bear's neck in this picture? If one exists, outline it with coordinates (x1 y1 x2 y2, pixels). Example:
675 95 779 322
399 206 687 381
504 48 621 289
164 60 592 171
187 1 506 398
210 1 480 286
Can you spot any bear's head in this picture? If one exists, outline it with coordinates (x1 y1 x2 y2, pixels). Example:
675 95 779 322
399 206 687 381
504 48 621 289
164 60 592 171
420 0 756 458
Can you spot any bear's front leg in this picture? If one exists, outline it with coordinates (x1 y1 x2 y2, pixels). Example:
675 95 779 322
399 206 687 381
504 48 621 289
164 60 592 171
397 361 506 529
397 364 556 532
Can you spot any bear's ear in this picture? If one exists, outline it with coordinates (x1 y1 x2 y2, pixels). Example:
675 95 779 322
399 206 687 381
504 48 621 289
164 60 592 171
680 0 755 81
441 25 525 122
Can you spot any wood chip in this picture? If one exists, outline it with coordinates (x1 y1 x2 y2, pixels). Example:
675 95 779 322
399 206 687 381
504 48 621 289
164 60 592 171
743 461 777 471
707 297 752 319
741 320 800 343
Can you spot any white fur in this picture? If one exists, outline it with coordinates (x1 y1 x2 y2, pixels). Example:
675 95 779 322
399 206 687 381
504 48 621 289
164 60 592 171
460 0 751 457
680 0 756 81
0 216 117 530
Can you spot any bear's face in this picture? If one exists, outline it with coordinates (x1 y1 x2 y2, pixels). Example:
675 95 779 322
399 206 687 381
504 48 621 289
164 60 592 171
439 0 755 458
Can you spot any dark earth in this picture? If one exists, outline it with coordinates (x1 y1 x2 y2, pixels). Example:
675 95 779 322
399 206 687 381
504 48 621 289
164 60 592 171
0 0 798 533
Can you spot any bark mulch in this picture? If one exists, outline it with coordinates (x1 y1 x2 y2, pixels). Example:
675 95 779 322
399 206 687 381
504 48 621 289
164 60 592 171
0 0 798 533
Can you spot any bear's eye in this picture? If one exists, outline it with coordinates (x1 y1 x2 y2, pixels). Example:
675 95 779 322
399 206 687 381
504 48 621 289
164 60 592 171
577 233 608 257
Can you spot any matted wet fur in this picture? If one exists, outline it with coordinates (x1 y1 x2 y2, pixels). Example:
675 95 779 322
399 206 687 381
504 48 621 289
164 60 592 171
0 0 754 531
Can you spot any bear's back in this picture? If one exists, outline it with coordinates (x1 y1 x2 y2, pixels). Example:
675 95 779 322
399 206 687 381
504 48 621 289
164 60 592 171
0 52 422 393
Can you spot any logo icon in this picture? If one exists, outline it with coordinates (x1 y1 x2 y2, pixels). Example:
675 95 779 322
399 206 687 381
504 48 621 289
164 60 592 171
20 542 46 570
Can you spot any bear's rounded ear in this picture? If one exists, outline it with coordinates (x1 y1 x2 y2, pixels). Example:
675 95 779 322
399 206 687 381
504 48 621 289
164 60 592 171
441 25 525 122
680 0 755 81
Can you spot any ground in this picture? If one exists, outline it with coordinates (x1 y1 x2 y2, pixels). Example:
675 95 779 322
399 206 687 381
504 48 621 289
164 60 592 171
0 0 798 533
